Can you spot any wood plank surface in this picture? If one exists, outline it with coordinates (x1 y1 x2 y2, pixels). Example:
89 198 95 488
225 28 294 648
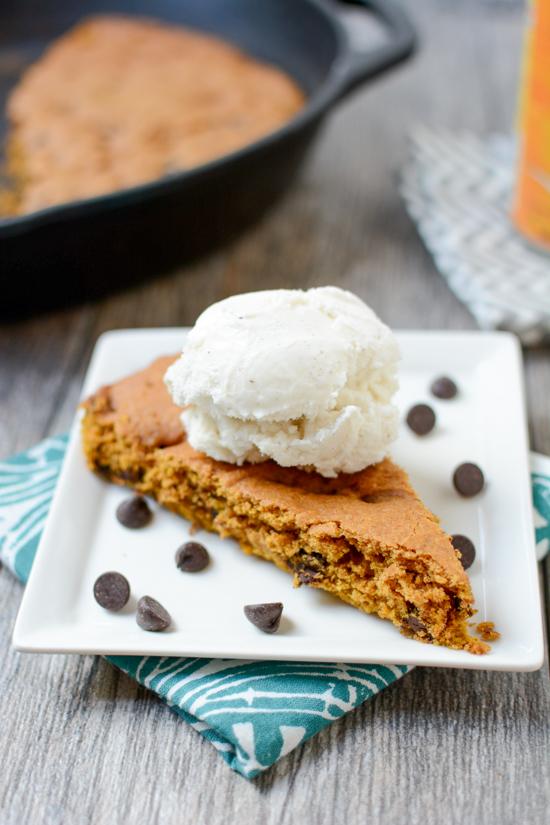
1 2 548 824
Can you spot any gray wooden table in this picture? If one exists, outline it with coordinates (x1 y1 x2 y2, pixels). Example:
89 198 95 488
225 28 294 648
1 2 548 823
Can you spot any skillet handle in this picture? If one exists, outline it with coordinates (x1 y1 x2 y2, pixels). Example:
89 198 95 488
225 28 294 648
333 0 416 99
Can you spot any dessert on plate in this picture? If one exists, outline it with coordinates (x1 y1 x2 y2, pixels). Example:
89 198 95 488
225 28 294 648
2 15 304 215
81 287 489 654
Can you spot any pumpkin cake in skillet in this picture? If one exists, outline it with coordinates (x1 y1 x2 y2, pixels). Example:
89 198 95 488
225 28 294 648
2 15 304 214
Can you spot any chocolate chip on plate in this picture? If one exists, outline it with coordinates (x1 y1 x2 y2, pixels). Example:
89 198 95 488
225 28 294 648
93 571 130 611
175 541 210 572
116 495 152 529
451 534 476 570
244 602 283 634
406 403 436 436
136 596 171 632
453 462 485 497
430 376 458 399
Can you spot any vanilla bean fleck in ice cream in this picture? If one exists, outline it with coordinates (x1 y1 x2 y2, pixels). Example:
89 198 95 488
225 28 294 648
164 287 400 477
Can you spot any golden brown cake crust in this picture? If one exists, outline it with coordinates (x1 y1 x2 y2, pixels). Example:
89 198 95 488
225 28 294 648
3 15 304 214
81 355 489 654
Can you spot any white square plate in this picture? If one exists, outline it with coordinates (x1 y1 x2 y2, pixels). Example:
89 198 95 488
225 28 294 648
13 329 544 670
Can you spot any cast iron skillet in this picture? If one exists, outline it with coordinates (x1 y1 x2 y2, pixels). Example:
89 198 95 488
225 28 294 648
0 0 415 317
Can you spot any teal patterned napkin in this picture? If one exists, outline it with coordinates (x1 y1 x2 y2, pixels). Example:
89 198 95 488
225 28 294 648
2 437 549 778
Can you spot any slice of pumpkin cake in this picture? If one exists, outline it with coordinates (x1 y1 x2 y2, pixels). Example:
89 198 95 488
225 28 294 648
81 354 488 654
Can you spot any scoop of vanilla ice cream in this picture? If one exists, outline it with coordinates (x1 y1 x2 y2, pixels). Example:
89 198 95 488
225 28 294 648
164 286 400 477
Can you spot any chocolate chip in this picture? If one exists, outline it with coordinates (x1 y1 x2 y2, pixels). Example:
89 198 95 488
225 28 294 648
297 568 321 585
430 376 458 399
292 549 326 585
406 403 436 435
453 463 485 497
451 534 476 570
117 468 143 483
175 541 210 572
136 596 171 632
116 495 152 529
404 615 426 634
93 571 130 611
244 602 283 634
307 550 324 562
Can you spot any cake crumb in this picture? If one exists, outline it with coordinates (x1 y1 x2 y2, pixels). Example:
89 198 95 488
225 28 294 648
188 522 200 536
476 621 500 642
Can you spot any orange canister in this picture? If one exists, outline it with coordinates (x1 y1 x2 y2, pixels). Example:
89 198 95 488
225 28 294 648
512 0 550 252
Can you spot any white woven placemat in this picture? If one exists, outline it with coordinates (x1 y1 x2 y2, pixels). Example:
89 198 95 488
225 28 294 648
401 128 550 345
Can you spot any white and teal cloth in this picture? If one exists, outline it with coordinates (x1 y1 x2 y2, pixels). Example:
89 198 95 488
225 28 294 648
1 436 549 778
0 435 410 779
401 129 550 346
